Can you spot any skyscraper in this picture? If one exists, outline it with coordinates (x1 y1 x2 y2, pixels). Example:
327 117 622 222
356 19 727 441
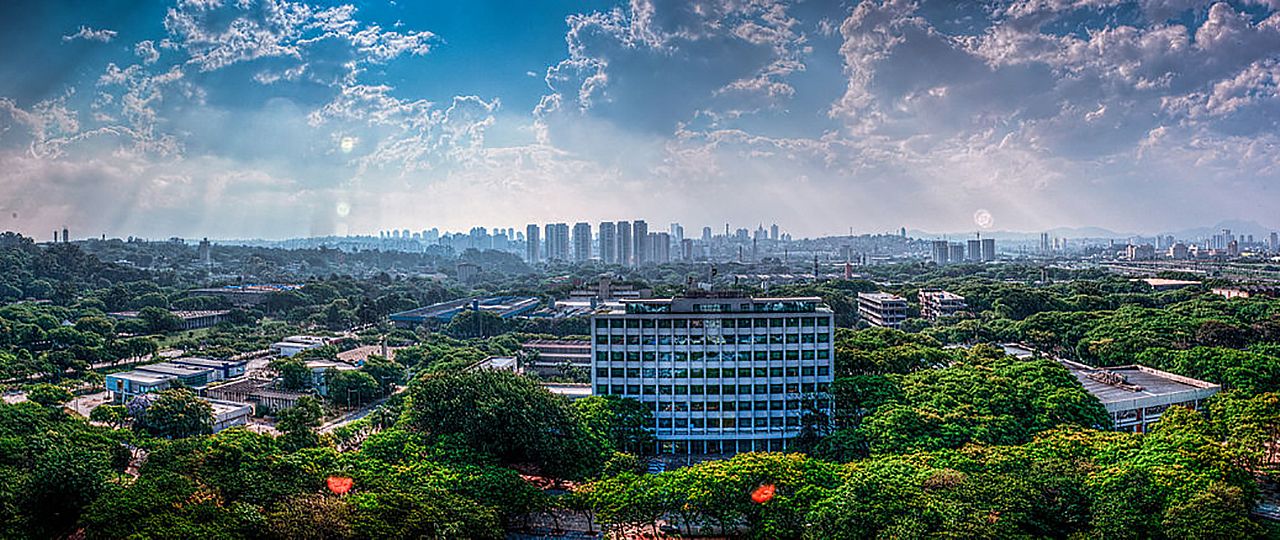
981 238 996 261
702 226 713 242
770 224 779 241
617 221 633 266
653 232 671 263
545 223 570 261
931 240 949 265
633 220 648 266
525 224 540 262
572 222 592 262
599 221 617 264
966 239 981 262
1271 232 1279 253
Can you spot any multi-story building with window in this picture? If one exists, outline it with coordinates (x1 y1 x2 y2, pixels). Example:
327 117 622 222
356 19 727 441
918 289 966 320
599 221 617 264
590 294 835 455
857 292 908 328
572 222 592 262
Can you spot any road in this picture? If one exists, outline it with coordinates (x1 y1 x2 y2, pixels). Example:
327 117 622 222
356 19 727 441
67 390 110 417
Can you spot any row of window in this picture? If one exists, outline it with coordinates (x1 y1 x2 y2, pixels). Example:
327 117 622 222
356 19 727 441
657 416 805 429
657 439 791 455
595 349 831 362
596 382 831 396
596 365 831 379
596 317 830 329
594 333 830 345
648 399 826 412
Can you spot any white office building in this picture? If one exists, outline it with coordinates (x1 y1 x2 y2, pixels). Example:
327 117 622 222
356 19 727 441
591 294 835 455
858 292 908 328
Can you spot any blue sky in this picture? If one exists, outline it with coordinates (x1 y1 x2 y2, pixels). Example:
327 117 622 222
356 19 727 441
0 0 1278 239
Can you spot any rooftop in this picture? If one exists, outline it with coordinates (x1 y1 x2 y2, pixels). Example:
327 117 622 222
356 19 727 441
389 296 542 323
606 295 829 315
1060 361 1219 404
109 310 231 320
858 292 907 302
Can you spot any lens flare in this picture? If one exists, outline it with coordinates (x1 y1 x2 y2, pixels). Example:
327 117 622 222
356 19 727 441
335 201 351 217
339 136 356 153
973 209 993 229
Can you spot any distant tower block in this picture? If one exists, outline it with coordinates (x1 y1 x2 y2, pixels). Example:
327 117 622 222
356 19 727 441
61 227 69 243
199 238 212 266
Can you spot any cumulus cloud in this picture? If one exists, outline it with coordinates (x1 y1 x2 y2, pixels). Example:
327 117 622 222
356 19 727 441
62 26 117 43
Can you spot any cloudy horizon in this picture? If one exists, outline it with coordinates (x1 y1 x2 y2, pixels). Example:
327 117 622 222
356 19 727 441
0 0 1278 240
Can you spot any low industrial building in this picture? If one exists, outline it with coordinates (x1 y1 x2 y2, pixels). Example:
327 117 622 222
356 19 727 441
468 356 520 372
857 292 908 329
918 290 966 320
105 371 174 403
1059 359 1220 432
186 283 303 306
271 335 335 357
304 360 359 396
108 310 231 330
133 362 214 388
1212 284 1280 299
170 357 248 381
522 339 591 379
208 399 254 432
388 296 541 328
204 378 307 412
1140 278 1200 291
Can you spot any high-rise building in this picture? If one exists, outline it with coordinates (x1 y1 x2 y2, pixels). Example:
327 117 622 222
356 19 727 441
670 223 684 245
572 222 592 262
1040 232 1051 253
617 221 633 266
981 238 995 261
948 243 965 264
198 238 211 266
702 226 713 242
653 232 671 263
590 294 835 454
599 222 618 264
681 238 694 261
525 224 541 262
770 224 779 241
545 223 570 261
633 220 649 266
931 240 949 265
1271 232 1279 253
966 239 981 262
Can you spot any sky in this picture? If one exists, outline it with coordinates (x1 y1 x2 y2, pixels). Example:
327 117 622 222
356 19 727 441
0 0 1278 240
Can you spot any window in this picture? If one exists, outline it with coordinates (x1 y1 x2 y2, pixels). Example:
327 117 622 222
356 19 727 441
785 366 799 377
769 367 783 377
723 417 736 428
705 368 720 378
817 366 830 376
675 385 688 395
595 335 609 344
658 319 672 328
801 366 815 376
626 368 640 378
596 368 608 378
596 351 608 361
611 385 624 394
642 368 656 378
595 319 609 329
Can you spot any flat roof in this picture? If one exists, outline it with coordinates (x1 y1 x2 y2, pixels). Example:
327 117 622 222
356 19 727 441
106 371 173 384
522 339 590 347
171 357 247 368
108 310 230 319
1065 364 1219 405
389 296 541 322
1141 278 1200 287
858 292 906 301
134 363 213 377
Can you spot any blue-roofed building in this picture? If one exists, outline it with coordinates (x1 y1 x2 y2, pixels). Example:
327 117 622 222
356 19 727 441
389 296 541 328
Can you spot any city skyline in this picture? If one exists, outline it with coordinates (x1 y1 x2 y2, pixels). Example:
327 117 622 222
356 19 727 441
2 1 1280 239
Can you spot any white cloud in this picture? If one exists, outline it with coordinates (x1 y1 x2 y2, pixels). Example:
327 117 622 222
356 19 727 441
62 26 118 43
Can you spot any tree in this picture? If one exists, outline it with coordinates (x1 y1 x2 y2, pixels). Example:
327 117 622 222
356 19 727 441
327 370 380 408
406 370 604 478
360 355 405 396
133 389 214 439
277 395 325 451
137 306 182 333
1161 483 1262 540
574 395 654 455
264 494 354 540
348 490 501 540
27 383 72 408
271 357 313 391
89 404 127 429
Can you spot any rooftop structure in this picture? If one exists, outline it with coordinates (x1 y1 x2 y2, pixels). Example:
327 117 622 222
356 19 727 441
186 284 303 306
133 362 214 388
108 310 231 330
105 371 174 403
469 356 520 372
1140 278 1201 291
522 339 591 379
388 296 541 328
1059 359 1220 433
857 292 908 329
1212 284 1280 299
170 357 248 381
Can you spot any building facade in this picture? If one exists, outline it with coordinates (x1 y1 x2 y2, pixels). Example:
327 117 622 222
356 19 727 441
573 222 592 262
919 290 966 320
525 224 540 262
590 294 835 455
617 221 633 267
633 220 649 266
599 221 617 264
857 292 908 328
